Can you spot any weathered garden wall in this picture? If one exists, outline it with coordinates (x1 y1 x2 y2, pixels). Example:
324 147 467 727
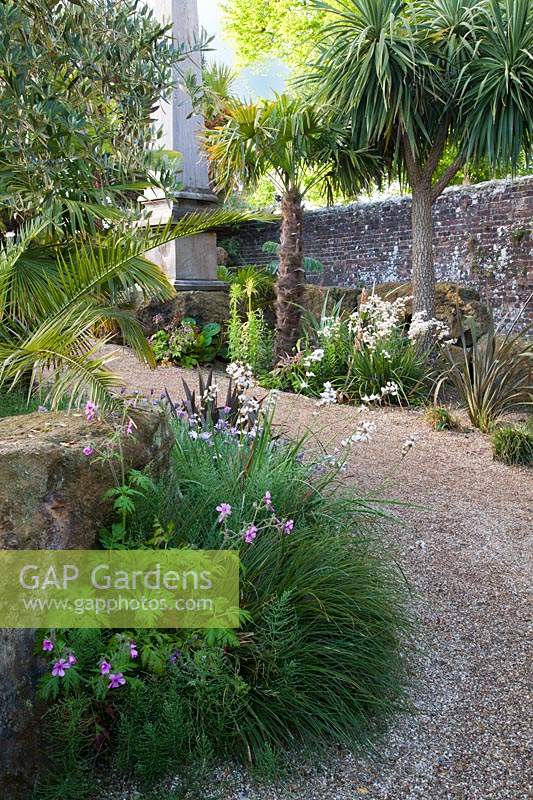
0 409 172 799
222 176 533 327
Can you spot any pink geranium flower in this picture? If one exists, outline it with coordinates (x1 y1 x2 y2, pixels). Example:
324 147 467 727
129 641 138 659
42 638 54 652
283 519 294 535
100 660 112 675
83 445 93 457
216 503 232 523
108 672 126 689
85 401 96 423
244 524 258 544
51 659 70 677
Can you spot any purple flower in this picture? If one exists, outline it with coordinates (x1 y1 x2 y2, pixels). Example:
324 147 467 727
100 660 112 675
129 641 138 659
244 524 258 544
169 649 181 664
85 400 96 423
216 503 232 523
67 653 77 666
199 431 212 441
83 445 94 457
283 519 294 535
125 418 134 436
37 405 49 413
263 491 273 509
108 672 126 689
51 659 70 677
42 638 54 652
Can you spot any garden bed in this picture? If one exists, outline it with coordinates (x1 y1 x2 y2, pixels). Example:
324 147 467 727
95 346 532 800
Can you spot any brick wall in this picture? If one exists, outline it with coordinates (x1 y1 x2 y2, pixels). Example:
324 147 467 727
220 176 533 327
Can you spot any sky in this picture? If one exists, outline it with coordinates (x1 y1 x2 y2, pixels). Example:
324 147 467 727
196 0 288 98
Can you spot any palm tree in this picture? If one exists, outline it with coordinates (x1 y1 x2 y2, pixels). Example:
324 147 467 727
205 94 378 356
308 0 532 330
0 208 259 409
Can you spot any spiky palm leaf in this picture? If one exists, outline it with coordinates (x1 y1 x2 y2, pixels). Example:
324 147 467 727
0 208 266 409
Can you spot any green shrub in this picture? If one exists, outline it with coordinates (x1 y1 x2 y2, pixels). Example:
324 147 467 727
436 309 532 432
491 421 533 466
35 388 410 797
150 318 222 368
227 283 274 374
424 405 461 431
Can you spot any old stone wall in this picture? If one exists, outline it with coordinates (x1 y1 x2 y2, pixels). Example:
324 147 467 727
221 177 533 328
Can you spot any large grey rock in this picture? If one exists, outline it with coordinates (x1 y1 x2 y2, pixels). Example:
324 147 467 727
0 408 172 798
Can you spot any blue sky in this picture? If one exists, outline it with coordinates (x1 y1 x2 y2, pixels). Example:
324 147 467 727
197 0 288 98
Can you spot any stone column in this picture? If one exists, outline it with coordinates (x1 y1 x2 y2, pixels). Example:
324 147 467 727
144 0 223 290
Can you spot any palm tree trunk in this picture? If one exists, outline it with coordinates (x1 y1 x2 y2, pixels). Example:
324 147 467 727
275 189 304 357
411 180 435 323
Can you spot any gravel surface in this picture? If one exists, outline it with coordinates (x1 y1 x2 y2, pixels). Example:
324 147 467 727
103 348 533 800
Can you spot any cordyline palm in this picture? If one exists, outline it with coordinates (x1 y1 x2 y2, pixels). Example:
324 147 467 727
0 208 258 409
308 0 532 330
205 94 379 356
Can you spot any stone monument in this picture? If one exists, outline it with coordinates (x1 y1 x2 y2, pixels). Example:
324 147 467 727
144 0 223 290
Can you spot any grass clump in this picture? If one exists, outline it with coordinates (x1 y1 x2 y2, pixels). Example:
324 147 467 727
34 384 411 799
424 405 461 431
491 421 533 466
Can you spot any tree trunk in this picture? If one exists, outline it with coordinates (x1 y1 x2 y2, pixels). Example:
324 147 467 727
411 180 435 323
275 189 304 358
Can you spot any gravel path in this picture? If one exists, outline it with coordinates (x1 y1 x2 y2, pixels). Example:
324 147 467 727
107 348 532 800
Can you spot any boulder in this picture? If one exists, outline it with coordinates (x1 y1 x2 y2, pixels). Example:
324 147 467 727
138 290 230 336
0 408 172 798
371 282 491 340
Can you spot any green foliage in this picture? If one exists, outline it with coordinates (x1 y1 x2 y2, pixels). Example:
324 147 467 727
0 0 187 235
261 241 324 276
491 420 533 466
227 284 274 374
0 389 40 418
185 60 238 128
35 395 410 796
222 0 325 70
436 308 533 432
0 209 257 410
205 93 379 203
424 406 461 431
217 264 275 312
150 318 223 368
308 0 532 180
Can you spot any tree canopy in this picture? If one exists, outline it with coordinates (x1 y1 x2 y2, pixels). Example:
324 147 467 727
0 0 187 237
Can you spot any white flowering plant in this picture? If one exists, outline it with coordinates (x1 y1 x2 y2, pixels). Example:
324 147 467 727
267 290 435 406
